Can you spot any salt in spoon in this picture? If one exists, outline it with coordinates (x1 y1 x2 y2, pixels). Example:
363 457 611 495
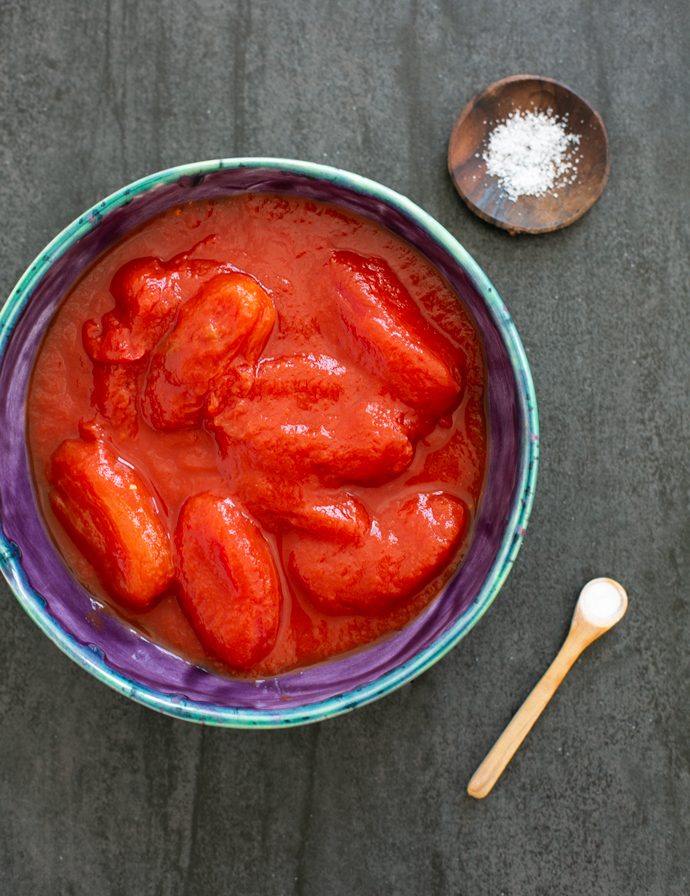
467 577 628 799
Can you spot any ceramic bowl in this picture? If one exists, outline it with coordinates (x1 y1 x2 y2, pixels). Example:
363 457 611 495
0 158 538 727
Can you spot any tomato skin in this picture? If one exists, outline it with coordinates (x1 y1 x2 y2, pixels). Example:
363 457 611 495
47 437 173 607
210 353 418 486
90 360 142 438
84 252 236 364
231 471 370 540
175 493 282 670
82 252 243 434
288 492 467 615
330 251 462 417
144 273 275 430
84 258 180 364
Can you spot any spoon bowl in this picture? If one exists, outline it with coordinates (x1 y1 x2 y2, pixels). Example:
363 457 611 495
574 576 628 630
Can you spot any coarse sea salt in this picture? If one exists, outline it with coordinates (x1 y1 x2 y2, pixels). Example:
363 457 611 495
482 109 581 202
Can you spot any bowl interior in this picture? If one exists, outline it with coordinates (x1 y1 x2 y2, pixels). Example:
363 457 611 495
448 75 610 234
0 161 537 725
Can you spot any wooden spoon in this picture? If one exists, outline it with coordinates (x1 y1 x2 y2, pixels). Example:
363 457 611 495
467 577 628 799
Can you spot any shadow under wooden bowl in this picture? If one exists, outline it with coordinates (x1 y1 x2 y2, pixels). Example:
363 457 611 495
448 75 610 235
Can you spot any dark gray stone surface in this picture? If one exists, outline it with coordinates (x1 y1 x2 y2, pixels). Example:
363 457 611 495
1 1 689 893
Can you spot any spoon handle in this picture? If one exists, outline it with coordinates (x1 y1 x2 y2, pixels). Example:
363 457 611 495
467 622 595 799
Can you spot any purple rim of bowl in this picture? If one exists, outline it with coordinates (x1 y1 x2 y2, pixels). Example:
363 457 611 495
0 159 538 727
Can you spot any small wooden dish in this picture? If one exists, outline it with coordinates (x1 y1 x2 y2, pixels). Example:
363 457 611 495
448 75 610 234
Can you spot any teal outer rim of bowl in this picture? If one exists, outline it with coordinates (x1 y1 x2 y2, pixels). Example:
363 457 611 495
0 157 539 728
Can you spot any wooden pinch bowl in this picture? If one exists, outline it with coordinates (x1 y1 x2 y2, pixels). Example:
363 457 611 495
448 75 610 235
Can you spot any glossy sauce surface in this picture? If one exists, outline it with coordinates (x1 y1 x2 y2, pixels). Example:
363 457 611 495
28 194 488 677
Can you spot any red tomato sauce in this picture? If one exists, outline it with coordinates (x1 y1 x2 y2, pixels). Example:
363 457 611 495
27 194 488 677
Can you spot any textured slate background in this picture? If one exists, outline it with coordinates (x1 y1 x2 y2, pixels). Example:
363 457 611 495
1 1 689 894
